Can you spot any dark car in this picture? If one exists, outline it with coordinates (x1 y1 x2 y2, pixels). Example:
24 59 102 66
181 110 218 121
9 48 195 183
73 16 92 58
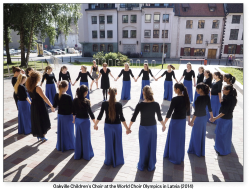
49 50 59 55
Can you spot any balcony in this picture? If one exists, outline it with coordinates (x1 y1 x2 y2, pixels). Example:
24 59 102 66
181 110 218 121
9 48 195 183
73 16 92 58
86 4 116 11
120 4 139 10
141 3 174 8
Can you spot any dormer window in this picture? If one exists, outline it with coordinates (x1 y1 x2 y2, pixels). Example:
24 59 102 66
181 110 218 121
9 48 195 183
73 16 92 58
208 4 216 12
182 4 189 12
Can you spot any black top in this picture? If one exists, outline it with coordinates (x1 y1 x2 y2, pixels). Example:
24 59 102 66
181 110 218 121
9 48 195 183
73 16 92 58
194 95 212 117
211 80 222 95
53 93 73 115
42 73 57 84
118 69 134 81
183 69 195 81
100 68 111 89
220 95 236 119
203 77 212 88
72 98 95 119
12 77 17 87
131 102 163 126
161 70 176 81
166 96 190 119
197 73 204 84
97 102 125 124
76 72 94 82
59 71 71 82
92 65 98 71
17 84 28 101
138 69 154 80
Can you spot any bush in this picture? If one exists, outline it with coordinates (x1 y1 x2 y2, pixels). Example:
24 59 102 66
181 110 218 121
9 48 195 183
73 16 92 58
93 51 105 65
104 52 118 66
117 52 129 66
93 51 129 66
84 52 92 57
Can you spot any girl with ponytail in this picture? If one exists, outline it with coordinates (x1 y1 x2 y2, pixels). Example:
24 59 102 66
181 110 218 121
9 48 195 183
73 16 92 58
210 85 237 156
59 66 73 100
53 80 75 152
25 67 34 100
73 84 96 160
163 83 191 164
156 64 178 101
129 85 165 171
224 73 236 85
94 87 131 167
12 66 22 109
187 83 213 157
192 67 204 107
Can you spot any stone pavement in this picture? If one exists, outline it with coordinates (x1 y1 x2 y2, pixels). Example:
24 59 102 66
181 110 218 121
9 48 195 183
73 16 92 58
3 63 243 182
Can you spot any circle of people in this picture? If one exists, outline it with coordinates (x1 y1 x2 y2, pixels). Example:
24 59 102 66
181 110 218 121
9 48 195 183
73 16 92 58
11 61 237 171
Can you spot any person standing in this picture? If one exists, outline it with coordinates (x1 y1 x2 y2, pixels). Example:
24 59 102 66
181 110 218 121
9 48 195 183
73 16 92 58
25 67 34 78
115 63 136 100
203 70 213 121
223 74 236 85
163 83 191 165
192 67 204 107
59 65 73 100
12 66 21 109
129 86 166 171
90 60 100 90
228 54 232 65
156 64 178 101
94 87 131 167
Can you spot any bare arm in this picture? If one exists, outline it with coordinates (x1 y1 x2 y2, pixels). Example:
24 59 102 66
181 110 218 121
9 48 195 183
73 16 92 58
26 97 31 105
218 93 222 103
36 86 55 111
179 76 184 82
156 76 162 80
121 121 131 134
109 72 115 79
193 77 196 87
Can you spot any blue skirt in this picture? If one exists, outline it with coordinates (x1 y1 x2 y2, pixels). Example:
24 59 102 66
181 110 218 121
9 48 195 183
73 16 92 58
56 114 75 152
80 81 90 100
214 118 232 156
104 123 124 167
17 100 32 135
74 118 94 160
27 92 32 102
187 115 207 157
66 82 73 100
138 125 157 171
164 119 186 164
121 81 131 100
183 79 193 103
164 81 173 101
192 91 200 107
140 80 150 100
210 95 221 127
206 92 211 121
45 83 56 106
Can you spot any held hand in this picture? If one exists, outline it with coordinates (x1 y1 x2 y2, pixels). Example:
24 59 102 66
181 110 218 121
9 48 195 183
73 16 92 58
126 128 131 135
219 98 223 103
194 84 196 87
51 107 55 112
155 79 158 81
188 121 194 127
162 125 166 132
94 125 98 130
209 117 215 123
72 120 75 124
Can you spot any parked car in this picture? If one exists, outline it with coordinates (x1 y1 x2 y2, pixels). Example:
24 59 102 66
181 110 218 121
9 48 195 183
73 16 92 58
43 50 52 56
14 50 21 54
49 50 59 55
30 49 37 53
52 49 65 55
4 50 6 56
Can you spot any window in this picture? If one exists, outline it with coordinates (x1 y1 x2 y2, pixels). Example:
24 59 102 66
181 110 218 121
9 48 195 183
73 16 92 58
186 20 193 29
229 29 239 40
91 4 95 9
162 30 168 38
107 16 112 24
123 30 128 38
120 3 125 8
107 30 113 38
198 20 205 28
144 30 151 38
232 15 241 24
144 44 150 52
239 45 243 54
130 30 136 38
163 14 169 23
155 3 160 6
122 15 128 23
92 31 97 38
209 7 215 12
99 16 105 24
185 34 191 44
153 30 159 38
208 4 216 12
196 34 203 44
212 20 220 28
93 44 98 52
108 44 113 52
161 45 168 53
100 44 105 51
228 45 236 54
184 48 190 56
194 49 205 56
131 15 137 23
152 45 159 52
154 14 160 23
92 16 97 24
145 14 151 23
211 34 218 44
100 31 105 38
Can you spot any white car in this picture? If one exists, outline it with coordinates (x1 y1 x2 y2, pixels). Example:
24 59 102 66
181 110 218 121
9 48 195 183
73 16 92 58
43 50 52 56
30 49 37 53
4 50 6 56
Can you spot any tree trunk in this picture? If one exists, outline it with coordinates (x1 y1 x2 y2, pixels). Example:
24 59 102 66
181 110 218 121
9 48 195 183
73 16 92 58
20 23 26 67
4 25 12 64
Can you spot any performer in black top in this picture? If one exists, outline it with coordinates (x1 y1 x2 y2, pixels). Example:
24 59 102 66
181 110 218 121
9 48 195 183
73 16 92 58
203 70 213 88
94 87 130 167
59 65 73 100
156 64 178 101
90 60 100 90
223 73 236 85
129 85 165 171
135 63 157 100
115 63 136 100
25 67 34 78
179 62 196 103
164 83 191 165
210 85 237 156
192 67 204 107
12 66 21 109
187 83 213 157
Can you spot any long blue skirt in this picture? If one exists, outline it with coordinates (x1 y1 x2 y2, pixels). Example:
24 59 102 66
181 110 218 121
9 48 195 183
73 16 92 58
138 125 157 171
56 114 75 152
210 95 221 127
187 115 207 157
140 80 150 100
74 118 94 160
80 82 90 100
164 119 186 164
164 81 173 101
66 82 73 100
183 79 193 103
121 81 131 100
17 100 32 135
192 91 200 107
206 92 211 121
104 123 124 167
45 83 56 106
214 118 232 156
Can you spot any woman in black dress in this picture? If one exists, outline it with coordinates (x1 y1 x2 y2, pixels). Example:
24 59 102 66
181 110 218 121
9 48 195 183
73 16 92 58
192 67 204 107
90 60 100 90
97 63 115 101
26 71 55 142
12 66 21 109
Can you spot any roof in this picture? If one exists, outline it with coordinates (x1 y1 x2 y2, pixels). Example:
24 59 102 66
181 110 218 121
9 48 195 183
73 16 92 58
225 4 243 13
174 3 225 17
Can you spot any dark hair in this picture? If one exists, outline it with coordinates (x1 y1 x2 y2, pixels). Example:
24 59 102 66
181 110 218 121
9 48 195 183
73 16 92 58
26 71 42 92
44 66 52 75
224 84 238 107
60 65 68 72
214 71 223 80
58 80 68 99
199 66 204 73
12 66 21 73
76 85 90 107
108 87 117 123
205 70 213 80
196 82 209 95
143 85 154 101
224 73 236 84
174 83 190 112
25 67 33 76
169 64 175 70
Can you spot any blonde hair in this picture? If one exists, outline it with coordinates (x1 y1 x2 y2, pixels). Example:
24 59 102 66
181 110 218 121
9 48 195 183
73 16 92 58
14 74 27 94
143 85 154 101
124 62 129 68
82 65 87 71
102 62 107 67
26 71 42 92
58 80 68 99
187 62 192 70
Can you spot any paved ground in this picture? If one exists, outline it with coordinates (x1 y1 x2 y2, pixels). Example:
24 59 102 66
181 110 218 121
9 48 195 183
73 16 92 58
3 62 243 182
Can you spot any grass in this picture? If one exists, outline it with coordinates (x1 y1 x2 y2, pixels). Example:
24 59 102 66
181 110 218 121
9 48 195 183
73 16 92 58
219 67 243 85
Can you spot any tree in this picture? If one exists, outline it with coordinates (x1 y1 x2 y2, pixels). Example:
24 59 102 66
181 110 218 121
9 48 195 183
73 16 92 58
4 4 13 64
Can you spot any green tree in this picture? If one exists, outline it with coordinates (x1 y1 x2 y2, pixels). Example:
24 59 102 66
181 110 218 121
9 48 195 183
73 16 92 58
4 4 13 64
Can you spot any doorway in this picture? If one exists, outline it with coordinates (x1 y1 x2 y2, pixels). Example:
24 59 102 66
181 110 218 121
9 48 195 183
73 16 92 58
207 49 217 59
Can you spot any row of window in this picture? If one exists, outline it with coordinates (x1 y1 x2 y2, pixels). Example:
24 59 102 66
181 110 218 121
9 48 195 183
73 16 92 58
144 14 169 23
184 34 218 44
183 48 206 56
92 16 113 24
227 44 243 54
92 31 113 38
143 45 168 53
93 44 113 52
186 20 220 29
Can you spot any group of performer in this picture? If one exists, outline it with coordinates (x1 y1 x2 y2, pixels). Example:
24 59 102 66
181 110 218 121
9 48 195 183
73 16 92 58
10 61 238 171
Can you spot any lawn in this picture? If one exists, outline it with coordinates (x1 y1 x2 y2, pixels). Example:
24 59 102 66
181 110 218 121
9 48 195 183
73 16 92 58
219 67 243 85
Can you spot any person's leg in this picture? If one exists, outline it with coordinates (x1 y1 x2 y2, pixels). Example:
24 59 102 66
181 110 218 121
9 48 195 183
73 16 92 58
102 89 106 100
105 89 108 100
96 80 98 89
90 80 94 90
